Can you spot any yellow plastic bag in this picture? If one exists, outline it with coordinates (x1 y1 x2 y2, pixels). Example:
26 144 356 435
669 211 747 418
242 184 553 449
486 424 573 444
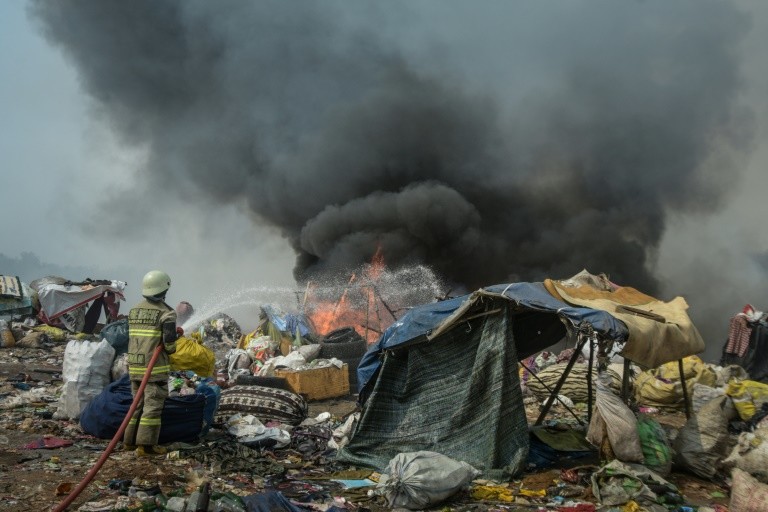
471 484 515 502
33 325 68 342
727 380 768 420
656 355 717 386
635 355 717 409
518 488 547 498
239 329 262 350
169 336 215 378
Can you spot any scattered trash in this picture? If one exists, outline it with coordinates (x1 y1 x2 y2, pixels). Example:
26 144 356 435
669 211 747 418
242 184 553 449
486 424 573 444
722 425 768 482
674 395 737 480
636 414 673 476
0 269 751 511
730 467 768 512
23 436 74 449
591 460 680 510
587 372 643 463
0 319 16 347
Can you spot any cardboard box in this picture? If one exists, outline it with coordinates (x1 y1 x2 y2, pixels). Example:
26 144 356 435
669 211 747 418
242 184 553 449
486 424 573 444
275 364 350 401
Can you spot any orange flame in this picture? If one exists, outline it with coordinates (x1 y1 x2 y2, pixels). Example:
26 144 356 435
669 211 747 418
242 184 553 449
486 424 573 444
305 247 392 343
369 245 385 281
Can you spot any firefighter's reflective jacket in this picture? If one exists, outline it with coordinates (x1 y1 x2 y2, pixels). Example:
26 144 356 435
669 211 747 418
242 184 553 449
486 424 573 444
126 299 177 382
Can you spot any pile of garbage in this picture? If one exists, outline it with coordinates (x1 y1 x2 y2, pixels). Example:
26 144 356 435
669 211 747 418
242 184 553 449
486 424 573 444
2 273 768 511
515 337 768 512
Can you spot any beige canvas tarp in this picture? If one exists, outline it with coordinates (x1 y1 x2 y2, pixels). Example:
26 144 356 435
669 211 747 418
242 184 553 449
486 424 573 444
544 271 705 368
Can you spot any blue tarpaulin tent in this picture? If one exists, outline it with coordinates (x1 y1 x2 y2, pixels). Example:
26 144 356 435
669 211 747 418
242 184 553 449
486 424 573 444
356 281 628 396
338 281 629 477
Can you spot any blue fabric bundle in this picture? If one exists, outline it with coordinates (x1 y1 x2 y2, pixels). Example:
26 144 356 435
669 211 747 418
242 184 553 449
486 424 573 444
80 374 206 444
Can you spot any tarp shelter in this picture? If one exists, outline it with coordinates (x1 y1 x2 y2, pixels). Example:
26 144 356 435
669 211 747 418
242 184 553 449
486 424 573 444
0 275 36 321
543 270 705 368
34 278 126 332
340 275 705 476
338 282 629 477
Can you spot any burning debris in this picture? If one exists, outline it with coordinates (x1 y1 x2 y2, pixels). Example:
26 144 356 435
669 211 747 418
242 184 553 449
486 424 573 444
303 248 446 342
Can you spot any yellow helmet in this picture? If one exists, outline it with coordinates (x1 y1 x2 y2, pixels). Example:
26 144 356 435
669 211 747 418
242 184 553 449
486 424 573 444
142 270 171 297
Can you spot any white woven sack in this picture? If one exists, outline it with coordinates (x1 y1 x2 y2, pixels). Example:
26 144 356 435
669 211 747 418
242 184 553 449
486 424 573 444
55 339 115 420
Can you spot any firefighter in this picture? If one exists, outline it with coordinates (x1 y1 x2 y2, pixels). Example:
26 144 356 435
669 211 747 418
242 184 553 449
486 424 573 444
122 270 178 457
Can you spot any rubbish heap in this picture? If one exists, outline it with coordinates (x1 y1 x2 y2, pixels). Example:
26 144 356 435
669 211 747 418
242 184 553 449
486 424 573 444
1 271 767 511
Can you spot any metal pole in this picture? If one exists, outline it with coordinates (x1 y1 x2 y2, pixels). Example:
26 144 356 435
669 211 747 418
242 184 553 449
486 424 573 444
587 336 594 425
521 361 585 426
621 358 631 405
535 334 589 425
679 359 691 419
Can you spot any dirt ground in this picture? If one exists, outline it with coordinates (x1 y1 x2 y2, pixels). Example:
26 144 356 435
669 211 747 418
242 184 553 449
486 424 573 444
0 345 733 512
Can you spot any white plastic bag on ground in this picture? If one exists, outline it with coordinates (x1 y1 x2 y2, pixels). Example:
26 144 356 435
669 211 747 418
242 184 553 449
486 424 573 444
587 372 644 462
692 382 726 413
227 349 252 375
328 412 359 451
55 339 115 420
257 351 307 376
225 413 291 448
722 426 768 483
376 451 480 510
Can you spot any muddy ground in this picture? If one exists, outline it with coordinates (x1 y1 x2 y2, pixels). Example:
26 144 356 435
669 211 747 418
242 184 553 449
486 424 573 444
0 344 731 512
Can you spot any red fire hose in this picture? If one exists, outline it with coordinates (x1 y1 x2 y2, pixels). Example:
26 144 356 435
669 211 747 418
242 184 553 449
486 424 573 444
53 344 164 512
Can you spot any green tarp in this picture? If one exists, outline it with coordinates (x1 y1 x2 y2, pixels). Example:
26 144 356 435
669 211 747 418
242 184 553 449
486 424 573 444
337 302 529 478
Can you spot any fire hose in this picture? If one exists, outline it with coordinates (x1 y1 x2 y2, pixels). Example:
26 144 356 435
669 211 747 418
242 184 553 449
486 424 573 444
53 344 164 512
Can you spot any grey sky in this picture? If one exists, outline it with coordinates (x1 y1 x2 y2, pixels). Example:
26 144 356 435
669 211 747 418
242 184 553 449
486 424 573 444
2 1 768 359
1 0 297 315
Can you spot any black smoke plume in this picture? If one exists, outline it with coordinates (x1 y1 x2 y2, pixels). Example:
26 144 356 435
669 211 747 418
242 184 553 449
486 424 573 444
30 0 754 303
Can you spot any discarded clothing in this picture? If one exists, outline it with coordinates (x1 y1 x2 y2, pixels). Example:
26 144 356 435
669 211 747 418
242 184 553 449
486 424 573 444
726 314 752 358
23 436 73 449
591 460 677 511
177 438 287 475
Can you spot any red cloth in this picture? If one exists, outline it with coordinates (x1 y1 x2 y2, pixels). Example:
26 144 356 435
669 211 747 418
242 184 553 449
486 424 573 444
23 436 74 449
725 314 752 357
104 291 120 321
560 468 580 484
558 504 596 512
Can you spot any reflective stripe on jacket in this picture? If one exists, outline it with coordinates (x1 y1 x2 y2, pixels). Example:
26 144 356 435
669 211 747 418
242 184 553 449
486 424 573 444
127 298 177 382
